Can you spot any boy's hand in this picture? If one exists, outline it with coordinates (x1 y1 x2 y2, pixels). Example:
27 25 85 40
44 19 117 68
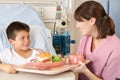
2 64 18 74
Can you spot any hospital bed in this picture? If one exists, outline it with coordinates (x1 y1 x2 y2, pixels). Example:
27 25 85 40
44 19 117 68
0 3 56 54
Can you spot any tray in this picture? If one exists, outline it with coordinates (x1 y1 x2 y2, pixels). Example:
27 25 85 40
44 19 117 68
15 60 90 75
15 64 78 75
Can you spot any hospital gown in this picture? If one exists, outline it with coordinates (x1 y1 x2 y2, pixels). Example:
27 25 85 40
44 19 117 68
0 48 39 65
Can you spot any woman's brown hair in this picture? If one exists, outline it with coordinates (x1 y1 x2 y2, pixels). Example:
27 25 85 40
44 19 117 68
74 1 115 39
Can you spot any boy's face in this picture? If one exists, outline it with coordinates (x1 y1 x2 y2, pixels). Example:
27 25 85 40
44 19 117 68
9 30 30 51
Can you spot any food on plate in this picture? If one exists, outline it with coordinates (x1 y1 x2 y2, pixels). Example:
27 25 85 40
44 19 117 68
36 52 51 62
31 52 63 63
30 52 65 69
51 55 62 62
17 52 65 70
68 54 85 65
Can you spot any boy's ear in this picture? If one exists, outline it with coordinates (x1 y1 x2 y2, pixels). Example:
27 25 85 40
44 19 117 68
90 17 96 25
8 39 14 45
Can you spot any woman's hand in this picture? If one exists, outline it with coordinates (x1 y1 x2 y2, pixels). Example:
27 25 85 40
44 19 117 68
72 61 102 80
2 64 18 74
71 61 88 73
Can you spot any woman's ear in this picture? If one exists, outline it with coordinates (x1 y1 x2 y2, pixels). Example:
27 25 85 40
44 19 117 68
90 17 96 25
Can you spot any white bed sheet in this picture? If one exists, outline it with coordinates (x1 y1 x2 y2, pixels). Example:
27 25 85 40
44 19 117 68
0 4 55 54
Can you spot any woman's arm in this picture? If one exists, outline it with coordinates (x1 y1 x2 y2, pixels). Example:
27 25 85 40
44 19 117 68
72 61 102 80
83 68 102 80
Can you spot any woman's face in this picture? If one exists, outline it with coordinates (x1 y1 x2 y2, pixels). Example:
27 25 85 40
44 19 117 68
76 18 95 36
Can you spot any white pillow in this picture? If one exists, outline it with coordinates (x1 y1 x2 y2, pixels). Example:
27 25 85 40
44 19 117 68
0 27 11 52
29 25 56 55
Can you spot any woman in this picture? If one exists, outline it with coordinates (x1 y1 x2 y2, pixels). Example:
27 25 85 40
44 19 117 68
72 1 120 80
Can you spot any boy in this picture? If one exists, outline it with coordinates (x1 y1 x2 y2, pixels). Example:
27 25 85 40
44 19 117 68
0 21 41 73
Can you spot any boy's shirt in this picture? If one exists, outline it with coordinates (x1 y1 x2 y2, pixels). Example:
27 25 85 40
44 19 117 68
0 48 39 65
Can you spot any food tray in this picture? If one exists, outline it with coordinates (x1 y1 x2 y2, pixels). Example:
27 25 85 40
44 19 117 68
15 64 78 75
15 60 90 75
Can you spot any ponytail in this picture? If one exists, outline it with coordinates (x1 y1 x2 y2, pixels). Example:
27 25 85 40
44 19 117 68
96 15 115 39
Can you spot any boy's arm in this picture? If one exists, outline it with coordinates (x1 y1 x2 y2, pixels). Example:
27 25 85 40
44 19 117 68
0 59 17 74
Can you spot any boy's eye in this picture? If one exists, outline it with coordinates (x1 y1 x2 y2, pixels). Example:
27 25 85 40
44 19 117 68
20 36 30 40
20 37 25 40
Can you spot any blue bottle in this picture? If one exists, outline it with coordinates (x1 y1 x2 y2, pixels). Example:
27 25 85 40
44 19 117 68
53 31 62 55
61 31 70 56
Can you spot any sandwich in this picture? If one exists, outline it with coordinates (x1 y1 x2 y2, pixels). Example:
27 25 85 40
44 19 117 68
36 52 51 63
